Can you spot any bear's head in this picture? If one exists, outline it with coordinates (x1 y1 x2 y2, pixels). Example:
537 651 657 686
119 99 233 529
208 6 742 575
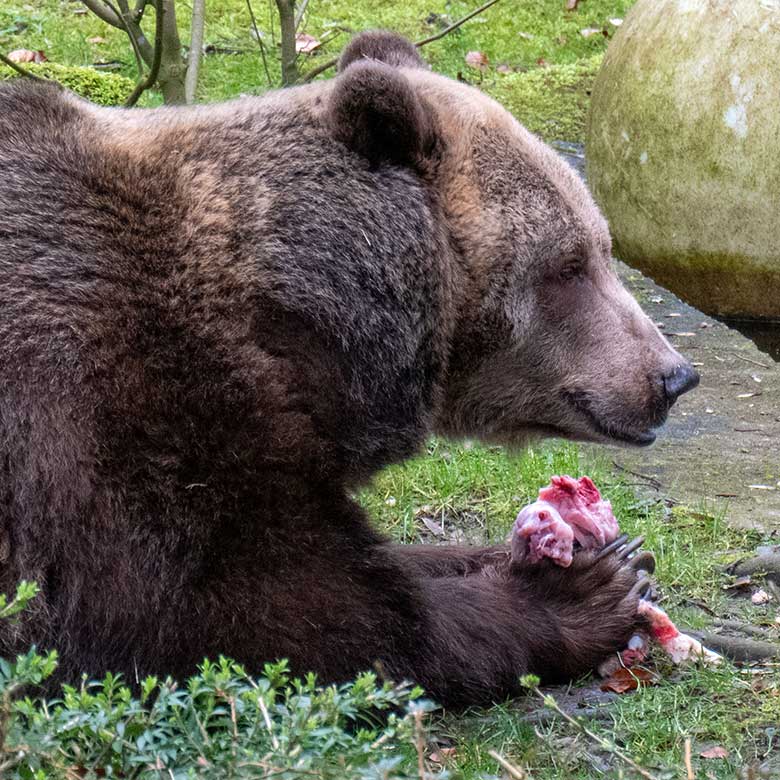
329 31 698 447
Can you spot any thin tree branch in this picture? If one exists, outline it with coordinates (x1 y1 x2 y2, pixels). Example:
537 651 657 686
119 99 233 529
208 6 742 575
293 0 309 31
80 0 124 29
415 0 502 46
124 0 164 106
115 0 146 74
0 52 46 80
82 0 155 65
300 0 502 83
185 0 206 103
246 0 272 88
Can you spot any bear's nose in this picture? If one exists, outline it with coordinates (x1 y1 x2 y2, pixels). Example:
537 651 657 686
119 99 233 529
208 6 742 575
662 363 700 403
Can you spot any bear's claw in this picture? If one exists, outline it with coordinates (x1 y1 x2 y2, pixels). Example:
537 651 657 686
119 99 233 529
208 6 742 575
594 533 629 560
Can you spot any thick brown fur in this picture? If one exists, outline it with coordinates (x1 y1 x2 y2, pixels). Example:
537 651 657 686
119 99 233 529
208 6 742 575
0 32 697 707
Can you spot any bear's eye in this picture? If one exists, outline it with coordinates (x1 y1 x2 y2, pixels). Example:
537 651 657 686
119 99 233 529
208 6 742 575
558 262 585 282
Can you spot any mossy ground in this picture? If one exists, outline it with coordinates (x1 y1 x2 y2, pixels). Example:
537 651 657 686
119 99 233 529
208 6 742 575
0 61 133 103
2 1 779 778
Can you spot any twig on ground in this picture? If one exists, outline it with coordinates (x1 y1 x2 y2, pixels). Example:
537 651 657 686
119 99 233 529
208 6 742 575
488 749 528 779
520 677 660 780
521 706 612 726
732 353 770 369
414 709 426 780
730 553 780 581
684 738 694 780
713 618 773 638
124 0 163 106
686 630 780 662
300 0 503 83
0 52 46 80
611 461 663 490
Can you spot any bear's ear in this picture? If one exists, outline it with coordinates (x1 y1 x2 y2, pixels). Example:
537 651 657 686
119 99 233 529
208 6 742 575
338 30 429 72
327 60 437 169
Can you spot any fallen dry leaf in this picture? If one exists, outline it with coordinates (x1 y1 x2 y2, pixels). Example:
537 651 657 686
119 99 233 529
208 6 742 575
700 746 729 759
294 33 320 54
496 64 513 74
752 588 772 605
421 516 445 536
465 50 489 71
7 49 47 63
87 36 106 44
429 748 457 764
600 667 658 694
565 0 581 9
580 27 605 38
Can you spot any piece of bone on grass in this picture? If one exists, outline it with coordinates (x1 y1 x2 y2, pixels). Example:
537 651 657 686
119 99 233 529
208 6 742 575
638 601 722 665
597 632 650 677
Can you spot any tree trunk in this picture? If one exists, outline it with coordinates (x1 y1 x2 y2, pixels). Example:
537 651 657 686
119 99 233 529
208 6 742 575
184 0 206 103
157 0 186 104
276 0 298 86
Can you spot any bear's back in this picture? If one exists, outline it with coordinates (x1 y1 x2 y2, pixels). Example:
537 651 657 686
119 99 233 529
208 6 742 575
0 80 454 537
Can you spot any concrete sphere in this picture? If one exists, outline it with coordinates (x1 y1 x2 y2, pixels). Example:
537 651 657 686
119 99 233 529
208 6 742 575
586 0 780 319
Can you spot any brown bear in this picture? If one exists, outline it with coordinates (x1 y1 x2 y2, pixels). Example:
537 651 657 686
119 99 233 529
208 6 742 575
0 31 698 707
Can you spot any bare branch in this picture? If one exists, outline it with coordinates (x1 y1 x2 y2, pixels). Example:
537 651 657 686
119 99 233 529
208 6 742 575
185 0 206 103
300 0 502 83
0 52 46 81
246 0 272 88
115 0 146 74
80 0 123 28
293 0 309 31
124 0 164 106
414 0 502 46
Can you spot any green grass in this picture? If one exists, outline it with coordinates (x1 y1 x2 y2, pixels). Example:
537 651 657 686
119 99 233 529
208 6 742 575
1 0 625 139
2 0 779 777
359 439 780 778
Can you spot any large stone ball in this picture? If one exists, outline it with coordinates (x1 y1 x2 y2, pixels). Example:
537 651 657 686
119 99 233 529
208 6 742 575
586 0 780 319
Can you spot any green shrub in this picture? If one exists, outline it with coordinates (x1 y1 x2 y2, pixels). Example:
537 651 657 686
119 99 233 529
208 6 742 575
0 63 133 105
0 583 443 779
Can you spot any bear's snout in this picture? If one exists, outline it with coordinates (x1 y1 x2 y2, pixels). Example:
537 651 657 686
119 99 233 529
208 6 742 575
660 363 700 405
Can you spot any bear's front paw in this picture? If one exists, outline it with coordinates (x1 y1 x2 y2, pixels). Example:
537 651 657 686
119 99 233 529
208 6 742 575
517 538 655 680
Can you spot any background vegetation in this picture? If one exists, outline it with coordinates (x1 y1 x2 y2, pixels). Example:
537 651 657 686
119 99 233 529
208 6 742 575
0 0 778 778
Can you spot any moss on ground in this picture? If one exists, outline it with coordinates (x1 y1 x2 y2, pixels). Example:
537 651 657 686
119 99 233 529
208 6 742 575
485 54 602 142
0 62 133 105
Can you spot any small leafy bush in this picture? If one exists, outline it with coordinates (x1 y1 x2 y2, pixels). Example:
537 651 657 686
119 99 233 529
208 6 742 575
0 63 133 105
0 583 444 779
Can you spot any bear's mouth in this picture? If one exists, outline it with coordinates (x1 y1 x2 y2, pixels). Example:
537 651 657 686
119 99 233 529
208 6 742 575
564 391 659 447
